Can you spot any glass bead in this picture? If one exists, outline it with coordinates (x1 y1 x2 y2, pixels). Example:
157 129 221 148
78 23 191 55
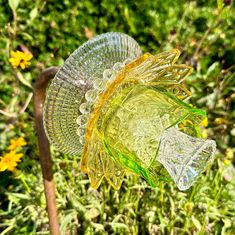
76 115 88 126
103 69 115 80
79 136 86 145
79 102 91 114
93 78 106 90
113 62 124 71
85 89 98 102
124 58 133 65
76 126 86 136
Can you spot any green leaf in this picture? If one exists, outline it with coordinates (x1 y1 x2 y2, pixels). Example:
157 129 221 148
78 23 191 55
29 7 38 21
8 0 19 11
85 207 100 219
60 210 77 233
110 222 129 231
192 216 202 231
206 62 220 78
91 222 104 231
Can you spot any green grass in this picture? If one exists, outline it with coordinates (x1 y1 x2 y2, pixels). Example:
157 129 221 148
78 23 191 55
0 0 235 234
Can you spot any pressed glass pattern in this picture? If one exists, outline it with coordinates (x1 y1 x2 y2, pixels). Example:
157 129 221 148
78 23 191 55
43 32 216 190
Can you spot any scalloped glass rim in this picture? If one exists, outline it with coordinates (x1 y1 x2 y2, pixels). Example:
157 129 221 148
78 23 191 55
43 32 142 155
157 127 216 190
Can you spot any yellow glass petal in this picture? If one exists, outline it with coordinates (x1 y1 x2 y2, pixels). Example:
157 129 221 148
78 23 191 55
154 49 181 64
86 130 105 188
81 54 150 172
86 128 125 189
127 57 192 85
104 159 125 190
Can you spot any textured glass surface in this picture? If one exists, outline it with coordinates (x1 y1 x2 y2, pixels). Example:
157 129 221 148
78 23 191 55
43 32 216 190
87 127 125 189
82 50 209 189
157 127 216 190
101 85 207 187
103 86 196 167
43 32 142 154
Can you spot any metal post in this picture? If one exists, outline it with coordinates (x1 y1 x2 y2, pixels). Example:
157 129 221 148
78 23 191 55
33 67 60 235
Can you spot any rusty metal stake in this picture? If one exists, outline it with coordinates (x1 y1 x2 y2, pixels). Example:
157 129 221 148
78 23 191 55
33 67 60 235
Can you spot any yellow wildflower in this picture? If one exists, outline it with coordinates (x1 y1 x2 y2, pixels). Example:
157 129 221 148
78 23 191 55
9 50 33 69
7 137 27 151
200 117 208 127
0 151 23 172
225 148 234 160
223 148 233 165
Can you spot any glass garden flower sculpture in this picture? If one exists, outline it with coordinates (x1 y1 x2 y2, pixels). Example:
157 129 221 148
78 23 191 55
43 32 216 191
